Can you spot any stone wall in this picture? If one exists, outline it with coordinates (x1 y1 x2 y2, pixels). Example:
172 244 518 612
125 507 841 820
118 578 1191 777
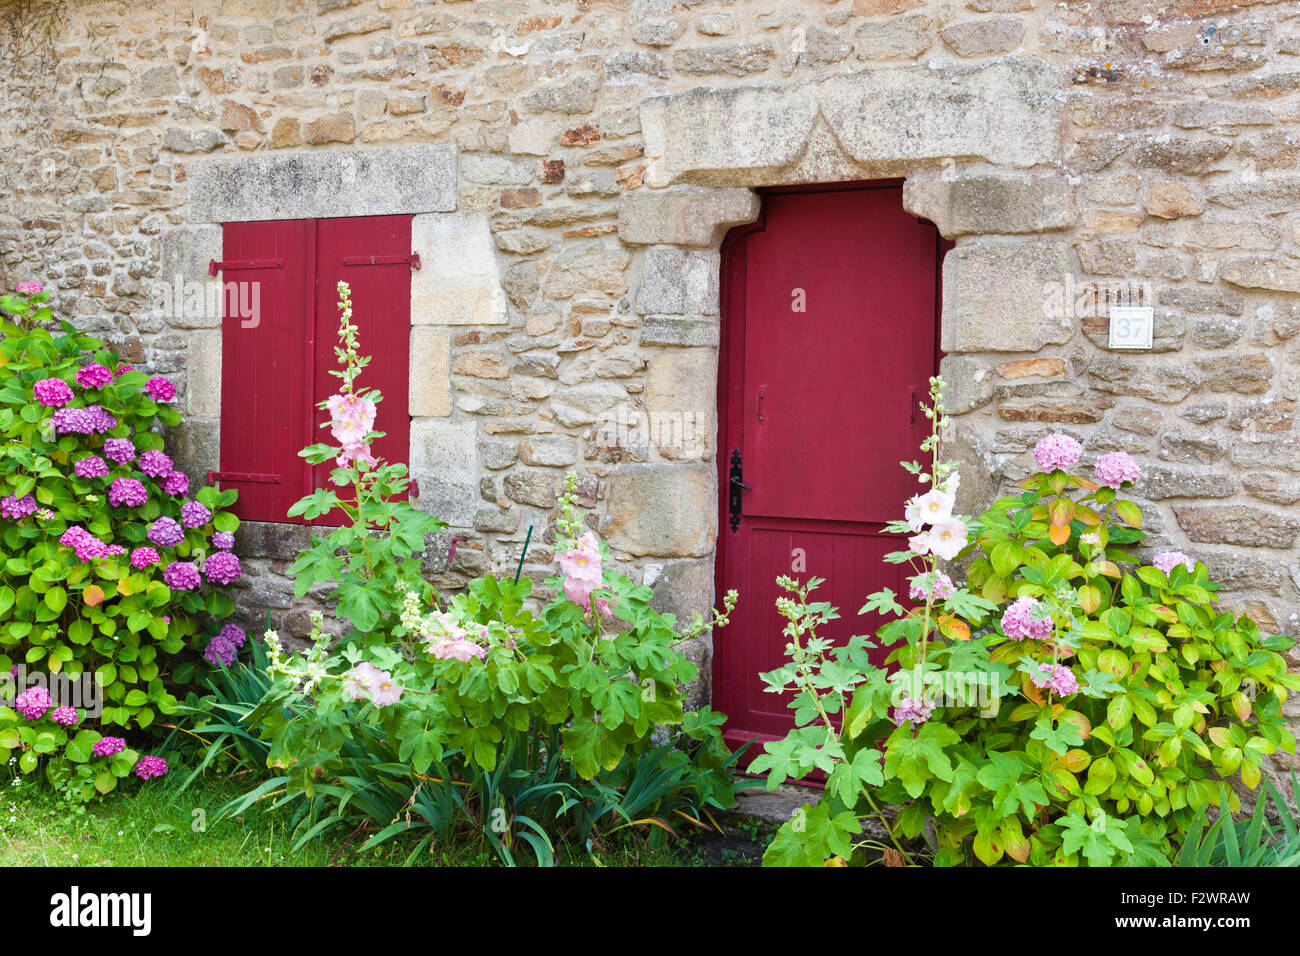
3 0 1300 775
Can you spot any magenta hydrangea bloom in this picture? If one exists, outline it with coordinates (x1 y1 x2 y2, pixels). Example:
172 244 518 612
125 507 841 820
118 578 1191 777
92 736 126 758
114 364 133 379
15 685 50 720
33 378 73 408
161 471 189 496
103 438 135 465
203 636 237 667
130 547 160 569
180 499 212 529
108 478 148 508
1033 433 1082 472
212 531 235 551
74 456 109 479
148 516 184 548
1153 551 1196 575
891 695 934 726
1095 451 1141 489
104 544 126 557
137 450 173 478
1031 663 1079 697
51 706 79 727
75 364 113 389
15 281 43 295
203 550 242 585
60 525 111 562
144 377 176 403
134 755 168 780
163 561 200 591
219 623 247 649
1001 596 1053 642
1 494 36 520
52 405 116 435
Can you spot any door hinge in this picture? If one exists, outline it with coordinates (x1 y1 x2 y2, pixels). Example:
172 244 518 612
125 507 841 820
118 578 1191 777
340 252 421 270
206 470 281 484
728 448 752 532
208 258 285 276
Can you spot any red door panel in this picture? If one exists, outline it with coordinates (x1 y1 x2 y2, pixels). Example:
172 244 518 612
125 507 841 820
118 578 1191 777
714 184 942 755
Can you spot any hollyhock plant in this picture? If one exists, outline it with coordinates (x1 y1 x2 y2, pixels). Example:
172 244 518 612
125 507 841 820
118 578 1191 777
559 531 603 609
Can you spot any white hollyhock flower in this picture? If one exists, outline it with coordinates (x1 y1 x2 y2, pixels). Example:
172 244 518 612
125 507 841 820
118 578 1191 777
925 518 968 560
904 496 925 532
908 532 932 556
915 489 955 525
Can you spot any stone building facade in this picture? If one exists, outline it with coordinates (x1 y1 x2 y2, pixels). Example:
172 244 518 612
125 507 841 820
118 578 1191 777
2 0 1300 767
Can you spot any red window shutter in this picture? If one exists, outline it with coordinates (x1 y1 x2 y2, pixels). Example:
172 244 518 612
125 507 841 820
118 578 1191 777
311 215 413 503
217 219 314 523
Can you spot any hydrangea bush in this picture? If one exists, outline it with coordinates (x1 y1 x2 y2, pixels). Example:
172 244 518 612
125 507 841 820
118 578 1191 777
752 378 1299 866
0 282 241 799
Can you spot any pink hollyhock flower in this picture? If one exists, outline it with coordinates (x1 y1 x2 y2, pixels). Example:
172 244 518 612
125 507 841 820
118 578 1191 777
1153 551 1196 575
163 561 200 591
335 442 376 475
341 662 384 702
1000 596 1053 642
326 393 377 447
15 281 43 295
1033 433 1082 472
1095 451 1141 489
76 364 113 389
909 571 955 603
370 673 404 707
430 638 488 662
15 686 51 720
137 450 173 478
33 378 73 408
144 377 176 402
908 531 931 556
891 694 934 726
904 496 925 533
134 755 168 780
131 547 160 569
51 706 79 727
162 471 189 496
108 478 148 508
559 531 603 608
92 736 125 758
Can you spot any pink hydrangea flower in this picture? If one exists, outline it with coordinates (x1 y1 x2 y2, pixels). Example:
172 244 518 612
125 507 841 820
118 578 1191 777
180 499 211 528
1 494 36 520
1001 596 1053 642
108 478 148 508
144 377 176 402
212 531 235 550
1153 551 1196 575
130 547 160 569
103 438 135 465
559 531 603 609
148 516 184 547
891 695 934 726
92 736 125 758
163 561 200 591
114 364 134 379
137 450 173 478
1033 433 1082 472
203 550 241 585
1095 451 1141 489
134 755 168 780
909 571 955 603
218 623 247 649
15 685 51 720
15 281 43 295
74 456 109 479
51 706 79 727
204 636 236 667
76 364 113 389
52 405 115 435
33 378 73 408
1030 663 1079 697
162 471 189 496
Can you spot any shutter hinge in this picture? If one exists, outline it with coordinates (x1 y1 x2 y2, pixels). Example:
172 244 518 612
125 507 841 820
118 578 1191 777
207 470 281 484
208 258 285 276
340 252 421 270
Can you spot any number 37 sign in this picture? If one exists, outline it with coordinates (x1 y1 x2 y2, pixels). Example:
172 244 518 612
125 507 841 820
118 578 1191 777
1108 306 1154 349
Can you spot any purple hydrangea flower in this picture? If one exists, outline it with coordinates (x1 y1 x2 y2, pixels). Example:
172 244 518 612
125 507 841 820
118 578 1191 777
144 378 176 403
15 685 50 720
1095 451 1141 489
1153 551 1196 575
76 364 113 389
92 736 126 758
162 471 189 496
60 525 110 562
1001 596 1053 642
180 500 212 529
212 531 235 551
891 695 934 726
51 706 79 727
1 494 36 521
51 405 116 435
130 547 160 569
103 438 135 465
137 450 173 478
163 561 200 591
148 517 184 548
203 550 241 585
219 623 247 649
74 456 109 479
108 478 148 508
104 544 126 557
134 755 168 780
33 378 73 408
203 636 237 667
1033 433 1082 472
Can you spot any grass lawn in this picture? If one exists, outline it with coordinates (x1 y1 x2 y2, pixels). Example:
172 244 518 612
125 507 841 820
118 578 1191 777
0 767 766 867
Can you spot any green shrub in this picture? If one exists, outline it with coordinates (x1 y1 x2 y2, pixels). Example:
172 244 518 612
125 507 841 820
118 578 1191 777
0 281 241 800
752 378 1299 866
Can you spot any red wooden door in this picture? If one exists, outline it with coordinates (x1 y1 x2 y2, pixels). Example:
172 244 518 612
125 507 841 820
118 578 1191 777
714 183 943 754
